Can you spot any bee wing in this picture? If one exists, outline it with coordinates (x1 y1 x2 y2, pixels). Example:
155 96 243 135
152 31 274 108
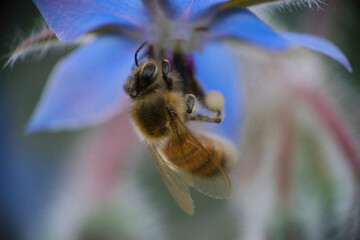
148 143 194 215
169 113 232 199
192 171 231 199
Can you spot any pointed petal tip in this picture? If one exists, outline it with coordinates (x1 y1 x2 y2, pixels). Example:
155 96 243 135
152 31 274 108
346 64 353 73
26 115 61 134
26 119 46 134
283 33 352 72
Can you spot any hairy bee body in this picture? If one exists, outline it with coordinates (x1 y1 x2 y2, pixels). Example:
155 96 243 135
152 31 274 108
124 53 235 214
130 91 186 141
130 86 234 179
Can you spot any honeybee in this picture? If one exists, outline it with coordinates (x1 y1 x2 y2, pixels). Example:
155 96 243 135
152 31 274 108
124 44 236 214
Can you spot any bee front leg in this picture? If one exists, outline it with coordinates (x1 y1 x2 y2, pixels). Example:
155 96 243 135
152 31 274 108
185 94 196 114
162 59 173 90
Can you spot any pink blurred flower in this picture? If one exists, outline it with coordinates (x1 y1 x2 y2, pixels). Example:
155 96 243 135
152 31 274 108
234 48 359 240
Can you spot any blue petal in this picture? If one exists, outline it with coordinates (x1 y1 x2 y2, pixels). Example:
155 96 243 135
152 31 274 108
206 7 291 50
159 0 226 20
282 33 352 72
193 41 244 139
33 0 150 41
27 35 138 132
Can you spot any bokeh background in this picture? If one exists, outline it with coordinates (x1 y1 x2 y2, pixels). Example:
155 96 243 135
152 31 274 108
1 0 359 239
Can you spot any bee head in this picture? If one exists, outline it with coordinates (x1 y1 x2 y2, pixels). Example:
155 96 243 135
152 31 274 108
124 60 165 98
124 42 175 99
138 61 158 88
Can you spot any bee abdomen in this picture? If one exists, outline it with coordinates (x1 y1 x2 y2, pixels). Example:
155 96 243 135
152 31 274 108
166 135 228 178
190 140 226 177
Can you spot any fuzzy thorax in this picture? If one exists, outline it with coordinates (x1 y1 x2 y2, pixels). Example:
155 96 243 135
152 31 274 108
130 91 186 143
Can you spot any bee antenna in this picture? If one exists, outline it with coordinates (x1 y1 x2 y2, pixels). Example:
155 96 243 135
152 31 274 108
135 41 148 67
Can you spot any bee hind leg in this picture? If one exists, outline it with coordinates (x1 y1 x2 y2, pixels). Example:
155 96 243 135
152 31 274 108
185 93 222 123
189 111 222 124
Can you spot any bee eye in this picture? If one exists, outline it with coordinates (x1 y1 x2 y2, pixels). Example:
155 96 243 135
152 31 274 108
140 62 157 86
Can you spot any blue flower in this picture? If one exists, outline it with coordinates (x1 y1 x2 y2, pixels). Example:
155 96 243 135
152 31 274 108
23 0 351 135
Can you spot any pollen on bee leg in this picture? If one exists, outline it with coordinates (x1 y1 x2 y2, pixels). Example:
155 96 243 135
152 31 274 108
204 90 225 111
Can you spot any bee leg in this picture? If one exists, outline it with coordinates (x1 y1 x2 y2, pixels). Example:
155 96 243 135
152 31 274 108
204 90 224 112
189 111 222 124
185 94 196 114
166 104 177 116
162 59 173 90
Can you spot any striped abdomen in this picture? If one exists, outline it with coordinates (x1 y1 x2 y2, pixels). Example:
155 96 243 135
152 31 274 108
163 134 228 177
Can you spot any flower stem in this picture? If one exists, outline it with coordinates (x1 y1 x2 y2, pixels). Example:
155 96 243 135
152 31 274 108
300 87 360 182
277 107 295 204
